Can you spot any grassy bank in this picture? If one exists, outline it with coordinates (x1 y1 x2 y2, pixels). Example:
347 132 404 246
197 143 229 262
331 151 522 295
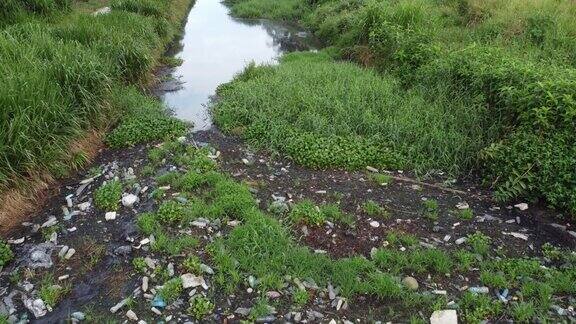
218 0 576 215
0 0 193 192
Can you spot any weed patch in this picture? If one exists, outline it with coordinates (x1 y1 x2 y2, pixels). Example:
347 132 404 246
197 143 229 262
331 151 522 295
94 180 122 211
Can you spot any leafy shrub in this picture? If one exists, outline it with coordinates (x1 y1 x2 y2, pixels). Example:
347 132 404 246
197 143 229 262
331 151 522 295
187 296 214 319
157 200 185 224
94 180 122 211
106 112 188 148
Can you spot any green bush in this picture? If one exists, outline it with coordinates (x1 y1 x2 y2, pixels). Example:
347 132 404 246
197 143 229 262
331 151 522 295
94 180 122 211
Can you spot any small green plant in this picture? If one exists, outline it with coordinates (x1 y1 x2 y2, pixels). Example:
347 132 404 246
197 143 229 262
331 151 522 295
289 199 325 226
362 200 389 219
187 296 214 319
369 173 393 185
141 165 156 178
94 180 122 211
458 208 474 220
159 278 183 303
467 231 491 256
512 302 536 323
292 289 309 307
87 166 102 177
132 257 148 273
182 255 202 274
386 231 418 248
320 204 355 227
480 271 508 289
0 240 14 267
150 188 166 200
422 199 439 220
541 243 562 261
38 275 70 308
161 56 184 67
249 298 272 320
454 250 476 271
157 200 185 223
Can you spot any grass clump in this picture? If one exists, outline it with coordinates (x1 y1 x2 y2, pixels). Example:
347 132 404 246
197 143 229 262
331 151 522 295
132 257 148 273
369 173 392 186
422 199 439 220
292 289 309 307
159 278 183 303
0 241 14 267
362 200 389 219
157 200 185 223
182 255 202 274
94 180 122 211
289 199 325 226
458 208 474 220
38 274 71 308
467 232 491 256
319 203 355 227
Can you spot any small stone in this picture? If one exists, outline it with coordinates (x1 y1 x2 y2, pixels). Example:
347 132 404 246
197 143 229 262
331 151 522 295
58 274 69 281
266 291 281 299
456 202 469 210
142 277 149 292
77 202 91 211
105 212 117 220
122 194 139 208
181 273 206 289
24 298 47 318
144 257 155 269
114 245 132 256
366 166 379 173
514 203 528 211
126 309 138 321
71 312 86 321
430 310 457 324
151 307 162 315
402 276 419 290
167 263 175 276
200 264 214 275
235 307 251 316
93 6 111 15
369 221 380 228
503 232 529 241
455 237 467 245
8 237 25 244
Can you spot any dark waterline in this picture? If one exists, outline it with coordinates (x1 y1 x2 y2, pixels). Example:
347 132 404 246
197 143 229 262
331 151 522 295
158 0 318 130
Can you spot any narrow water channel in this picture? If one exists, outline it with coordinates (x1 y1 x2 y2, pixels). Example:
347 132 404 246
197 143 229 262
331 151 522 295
158 0 318 130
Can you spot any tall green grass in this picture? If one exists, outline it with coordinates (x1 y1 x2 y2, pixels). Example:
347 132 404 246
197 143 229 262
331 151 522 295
222 0 576 215
0 0 193 188
214 52 500 174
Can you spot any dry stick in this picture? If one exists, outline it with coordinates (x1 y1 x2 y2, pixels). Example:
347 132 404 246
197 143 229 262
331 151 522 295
390 175 471 196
